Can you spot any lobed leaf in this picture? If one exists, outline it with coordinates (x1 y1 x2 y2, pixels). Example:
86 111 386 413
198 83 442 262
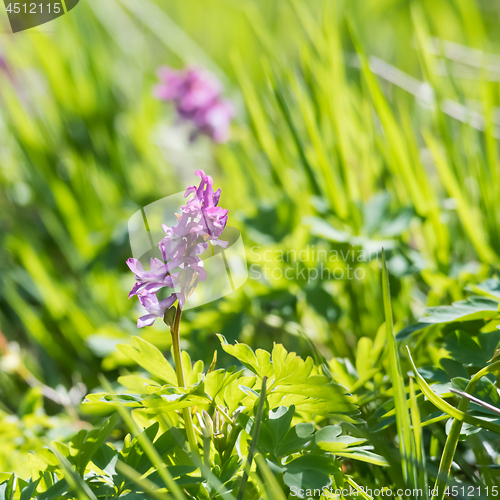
117 337 178 386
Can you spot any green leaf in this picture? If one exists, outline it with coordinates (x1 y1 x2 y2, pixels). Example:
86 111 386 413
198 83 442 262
258 406 294 456
204 367 244 404
395 322 430 341
314 425 342 443
117 375 162 392
444 330 500 367
466 279 500 301
313 425 387 465
407 348 500 434
332 448 389 467
440 359 469 380
303 216 351 242
124 422 160 473
255 349 274 378
421 297 499 324
219 336 358 417
37 479 69 500
282 455 335 497
277 423 315 457
451 377 500 417
91 443 118 479
218 455 242 484
19 479 40 500
117 337 177 385
97 394 143 407
238 385 260 399
180 350 205 386
98 376 187 500
254 405 314 457
73 413 119 475
315 434 367 452
142 383 209 411
0 475 15 500
272 379 358 415
120 427 187 493
355 337 373 380
147 465 199 483
217 334 260 374
272 343 314 385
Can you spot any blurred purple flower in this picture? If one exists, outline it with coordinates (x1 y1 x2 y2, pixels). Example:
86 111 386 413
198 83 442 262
0 51 7 73
154 67 186 101
0 46 14 81
128 170 228 328
193 99 234 144
154 66 234 143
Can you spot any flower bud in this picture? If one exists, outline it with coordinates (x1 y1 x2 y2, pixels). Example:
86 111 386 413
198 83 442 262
163 305 177 328
196 410 213 439
202 410 214 439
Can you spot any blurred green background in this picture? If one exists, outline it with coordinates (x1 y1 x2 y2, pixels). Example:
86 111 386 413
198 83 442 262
0 0 499 476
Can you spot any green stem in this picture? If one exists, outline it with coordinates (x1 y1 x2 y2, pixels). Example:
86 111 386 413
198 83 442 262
170 302 199 455
432 360 500 500
203 436 211 467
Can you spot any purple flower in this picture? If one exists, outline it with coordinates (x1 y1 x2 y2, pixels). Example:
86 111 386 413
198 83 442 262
153 67 186 101
172 256 208 283
0 46 14 81
154 66 234 143
160 225 208 262
177 68 222 116
137 293 184 328
194 99 234 143
159 225 189 262
126 258 174 298
0 51 7 73
182 170 228 245
201 206 229 242
128 170 228 327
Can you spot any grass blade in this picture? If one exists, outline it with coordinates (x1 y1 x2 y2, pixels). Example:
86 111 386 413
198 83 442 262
406 349 500 434
381 249 414 485
253 455 287 500
409 376 429 499
116 461 174 500
50 447 97 500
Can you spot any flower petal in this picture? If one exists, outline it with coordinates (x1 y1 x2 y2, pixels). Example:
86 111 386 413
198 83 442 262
137 314 157 328
126 258 144 274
